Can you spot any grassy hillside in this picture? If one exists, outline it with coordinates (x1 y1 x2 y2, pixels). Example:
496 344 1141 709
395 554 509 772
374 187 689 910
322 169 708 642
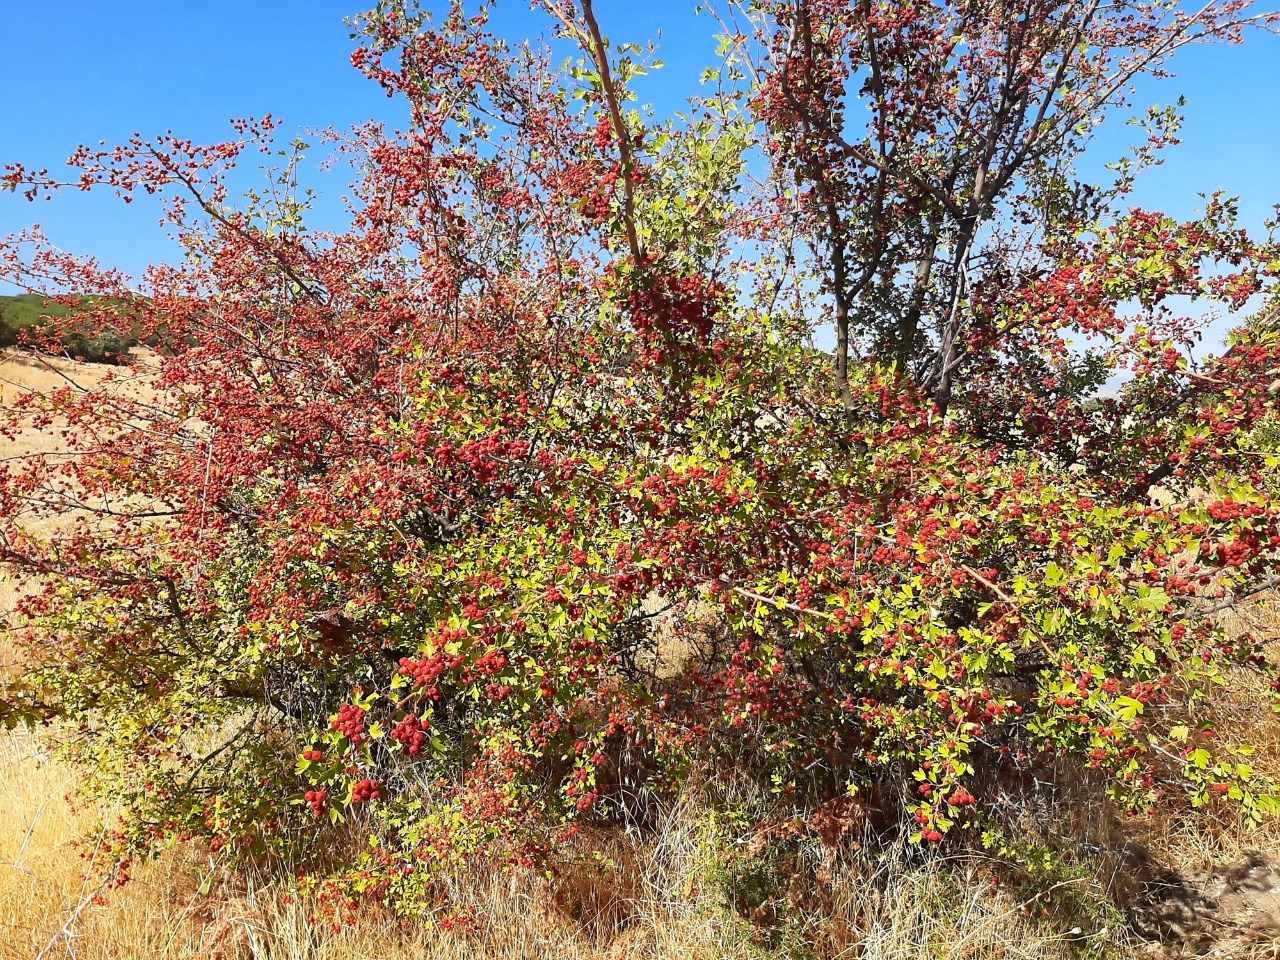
0 293 135 362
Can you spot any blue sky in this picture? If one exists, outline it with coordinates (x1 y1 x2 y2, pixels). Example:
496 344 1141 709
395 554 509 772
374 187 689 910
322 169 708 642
2 1 1278 290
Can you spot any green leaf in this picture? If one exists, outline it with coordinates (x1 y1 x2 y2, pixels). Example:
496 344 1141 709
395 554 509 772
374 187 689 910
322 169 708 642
1115 697 1145 721
1044 562 1067 587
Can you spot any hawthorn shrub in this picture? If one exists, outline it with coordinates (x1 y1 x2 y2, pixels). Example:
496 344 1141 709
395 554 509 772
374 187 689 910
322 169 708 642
2 0 1280 919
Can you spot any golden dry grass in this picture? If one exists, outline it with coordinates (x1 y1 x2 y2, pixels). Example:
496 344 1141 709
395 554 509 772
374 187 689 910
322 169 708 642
0 725 1092 960
0 352 114 635
1130 636 1280 871
0 349 158 648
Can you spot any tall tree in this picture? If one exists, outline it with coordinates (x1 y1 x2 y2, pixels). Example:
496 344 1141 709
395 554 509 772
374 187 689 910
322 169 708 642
749 0 1277 415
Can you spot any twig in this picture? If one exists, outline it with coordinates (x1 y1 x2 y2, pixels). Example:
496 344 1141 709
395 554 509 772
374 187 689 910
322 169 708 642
12 797 49 872
36 864 119 959
719 578 836 620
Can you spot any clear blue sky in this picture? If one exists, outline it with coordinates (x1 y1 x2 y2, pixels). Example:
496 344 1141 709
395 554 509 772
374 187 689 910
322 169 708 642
2 1 1278 290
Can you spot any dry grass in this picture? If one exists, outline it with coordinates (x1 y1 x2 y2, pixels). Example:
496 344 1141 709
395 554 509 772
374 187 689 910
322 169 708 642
0 352 110 635
1130 638 1280 872
0 729 205 959
0 725 1093 960
0 349 157 653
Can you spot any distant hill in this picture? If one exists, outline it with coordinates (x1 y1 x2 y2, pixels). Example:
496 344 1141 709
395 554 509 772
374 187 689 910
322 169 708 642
0 294 69 342
0 294 136 363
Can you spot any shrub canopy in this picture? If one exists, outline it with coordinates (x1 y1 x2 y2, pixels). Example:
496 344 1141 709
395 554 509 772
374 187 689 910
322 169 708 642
2 0 1280 913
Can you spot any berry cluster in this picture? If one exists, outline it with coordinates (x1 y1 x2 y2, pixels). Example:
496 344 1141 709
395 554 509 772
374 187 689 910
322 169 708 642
627 269 725 342
330 704 367 744
304 788 327 816
389 714 429 756
1207 498 1245 522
